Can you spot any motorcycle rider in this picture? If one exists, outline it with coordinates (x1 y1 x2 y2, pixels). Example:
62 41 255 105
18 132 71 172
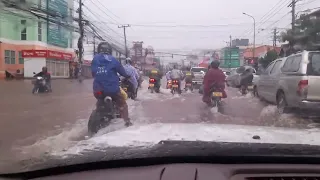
202 60 227 103
91 42 132 127
123 58 139 96
32 66 52 93
240 68 254 91
149 62 163 89
184 68 195 90
134 64 143 88
170 65 184 93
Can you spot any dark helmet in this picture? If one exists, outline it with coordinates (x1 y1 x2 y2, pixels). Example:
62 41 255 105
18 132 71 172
210 60 220 69
97 42 112 54
42 66 48 72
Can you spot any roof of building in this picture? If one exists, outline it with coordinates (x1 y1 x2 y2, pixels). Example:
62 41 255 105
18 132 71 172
243 45 281 58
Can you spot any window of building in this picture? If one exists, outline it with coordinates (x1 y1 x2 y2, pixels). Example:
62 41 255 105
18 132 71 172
38 21 42 41
18 51 24 64
21 20 27 40
4 50 16 64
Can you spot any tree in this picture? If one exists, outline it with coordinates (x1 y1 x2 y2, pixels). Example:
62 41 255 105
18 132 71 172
281 11 320 53
259 50 278 68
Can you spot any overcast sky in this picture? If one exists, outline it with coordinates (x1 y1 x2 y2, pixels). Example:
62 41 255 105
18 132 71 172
82 0 319 52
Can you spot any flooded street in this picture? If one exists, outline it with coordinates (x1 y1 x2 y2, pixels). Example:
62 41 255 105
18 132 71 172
1 78 320 171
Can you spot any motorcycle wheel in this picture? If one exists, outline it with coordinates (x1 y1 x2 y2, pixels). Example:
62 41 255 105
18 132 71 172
88 110 103 134
32 87 39 94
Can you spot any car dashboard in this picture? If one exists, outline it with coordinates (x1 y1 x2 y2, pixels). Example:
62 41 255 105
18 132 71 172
5 163 320 180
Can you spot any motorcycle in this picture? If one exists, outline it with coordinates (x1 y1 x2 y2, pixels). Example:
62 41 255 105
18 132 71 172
32 76 49 94
148 78 160 93
240 83 254 95
120 79 137 100
185 81 193 92
166 80 172 89
171 79 181 95
208 84 223 109
88 91 121 134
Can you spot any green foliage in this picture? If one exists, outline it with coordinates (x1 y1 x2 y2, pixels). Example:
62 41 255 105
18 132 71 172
259 50 278 68
281 12 320 51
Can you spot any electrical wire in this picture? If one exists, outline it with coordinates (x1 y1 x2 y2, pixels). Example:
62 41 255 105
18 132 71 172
238 0 291 38
89 20 279 28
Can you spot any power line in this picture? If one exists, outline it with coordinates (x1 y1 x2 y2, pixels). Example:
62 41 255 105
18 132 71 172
94 0 123 21
83 5 124 39
238 0 291 38
89 20 279 28
86 0 120 25
251 0 291 35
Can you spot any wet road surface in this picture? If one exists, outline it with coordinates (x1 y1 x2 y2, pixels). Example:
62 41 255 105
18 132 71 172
1 78 319 171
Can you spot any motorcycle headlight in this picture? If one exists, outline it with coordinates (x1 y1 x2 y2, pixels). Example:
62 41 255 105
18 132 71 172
37 76 42 80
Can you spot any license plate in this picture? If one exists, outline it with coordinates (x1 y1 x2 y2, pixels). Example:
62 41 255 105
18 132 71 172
172 85 178 88
248 85 253 90
186 83 191 86
212 92 222 97
149 84 154 87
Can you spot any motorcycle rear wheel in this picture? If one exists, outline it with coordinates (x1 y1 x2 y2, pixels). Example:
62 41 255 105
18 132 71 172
88 110 103 134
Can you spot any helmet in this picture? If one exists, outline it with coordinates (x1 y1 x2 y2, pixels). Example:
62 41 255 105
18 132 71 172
42 66 48 72
126 57 133 65
210 60 220 69
97 42 112 54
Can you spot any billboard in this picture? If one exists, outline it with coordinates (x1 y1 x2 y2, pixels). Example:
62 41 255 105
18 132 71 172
47 0 69 48
221 47 240 68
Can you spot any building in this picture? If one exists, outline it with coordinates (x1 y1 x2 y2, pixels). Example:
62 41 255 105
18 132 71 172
232 39 249 46
0 0 75 79
243 45 281 64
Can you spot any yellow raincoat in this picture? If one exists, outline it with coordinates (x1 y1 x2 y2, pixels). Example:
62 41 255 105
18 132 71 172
120 87 128 100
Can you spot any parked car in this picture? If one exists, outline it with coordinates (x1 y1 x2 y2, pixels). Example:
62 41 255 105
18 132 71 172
255 50 320 115
226 66 257 88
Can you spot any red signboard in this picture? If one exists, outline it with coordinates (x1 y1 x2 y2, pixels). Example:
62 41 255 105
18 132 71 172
21 50 73 61
22 50 47 58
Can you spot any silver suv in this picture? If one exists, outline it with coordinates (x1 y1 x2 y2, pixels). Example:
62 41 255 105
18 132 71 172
256 50 320 114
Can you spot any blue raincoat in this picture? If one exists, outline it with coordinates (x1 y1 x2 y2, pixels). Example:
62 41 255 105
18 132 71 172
91 53 128 94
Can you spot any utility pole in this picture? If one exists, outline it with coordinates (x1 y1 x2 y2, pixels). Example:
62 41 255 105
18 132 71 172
77 0 84 82
93 35 96 55
229 35 232 69
118 24 130 58
289 0 296 31
273 28 276 47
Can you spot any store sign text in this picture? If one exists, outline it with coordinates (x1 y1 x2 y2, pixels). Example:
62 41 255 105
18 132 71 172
21 50 73 61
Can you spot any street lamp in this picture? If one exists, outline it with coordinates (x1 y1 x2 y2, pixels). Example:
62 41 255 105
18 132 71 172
242 12 256 61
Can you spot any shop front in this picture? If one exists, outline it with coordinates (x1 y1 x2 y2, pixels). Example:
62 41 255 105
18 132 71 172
22 50 73 78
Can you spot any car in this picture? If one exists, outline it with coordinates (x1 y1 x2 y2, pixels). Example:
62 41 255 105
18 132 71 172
226 66 257 88
190 67 207 88
256 50 320 115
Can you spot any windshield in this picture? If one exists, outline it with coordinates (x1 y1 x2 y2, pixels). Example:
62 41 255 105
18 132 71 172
1 0 320 174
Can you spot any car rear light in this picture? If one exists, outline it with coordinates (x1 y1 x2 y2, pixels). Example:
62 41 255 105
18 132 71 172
297 80 308 97
172 80 178 84
149 78 155 83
